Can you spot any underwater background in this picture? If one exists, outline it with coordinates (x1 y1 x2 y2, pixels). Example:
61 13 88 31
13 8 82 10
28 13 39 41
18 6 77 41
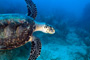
0 0 90 60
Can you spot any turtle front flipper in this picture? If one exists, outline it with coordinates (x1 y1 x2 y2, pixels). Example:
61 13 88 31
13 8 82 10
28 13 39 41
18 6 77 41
28 36 41 60
25 0 37 19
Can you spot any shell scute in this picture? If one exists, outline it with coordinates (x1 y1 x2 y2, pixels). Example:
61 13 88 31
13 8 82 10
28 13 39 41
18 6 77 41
0 14 35 50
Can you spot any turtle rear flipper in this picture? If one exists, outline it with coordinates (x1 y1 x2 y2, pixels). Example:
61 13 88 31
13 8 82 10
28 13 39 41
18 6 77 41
25 0 37 19
29 37 41 60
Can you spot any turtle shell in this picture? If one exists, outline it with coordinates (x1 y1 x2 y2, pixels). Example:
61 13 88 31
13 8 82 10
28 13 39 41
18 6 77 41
0 14 35 50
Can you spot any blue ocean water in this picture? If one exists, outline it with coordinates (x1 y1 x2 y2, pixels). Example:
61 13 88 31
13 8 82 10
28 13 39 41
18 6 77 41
0 0 90 60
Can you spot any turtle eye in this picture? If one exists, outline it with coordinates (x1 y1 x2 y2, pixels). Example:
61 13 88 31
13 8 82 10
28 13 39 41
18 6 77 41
44 25 47 28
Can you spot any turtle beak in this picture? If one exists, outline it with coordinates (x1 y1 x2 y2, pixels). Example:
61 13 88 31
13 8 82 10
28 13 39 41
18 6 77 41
49 26 55 34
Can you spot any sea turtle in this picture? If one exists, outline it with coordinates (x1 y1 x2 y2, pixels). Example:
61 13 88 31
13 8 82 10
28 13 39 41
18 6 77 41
0 0 55 60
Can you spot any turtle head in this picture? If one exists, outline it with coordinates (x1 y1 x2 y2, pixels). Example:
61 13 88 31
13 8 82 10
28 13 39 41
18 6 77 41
34 21 55 34
43 24 55 34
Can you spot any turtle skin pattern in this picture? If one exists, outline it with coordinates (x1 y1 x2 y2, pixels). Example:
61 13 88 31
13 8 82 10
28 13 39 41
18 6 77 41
25 0 37 19
29 38 41 60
